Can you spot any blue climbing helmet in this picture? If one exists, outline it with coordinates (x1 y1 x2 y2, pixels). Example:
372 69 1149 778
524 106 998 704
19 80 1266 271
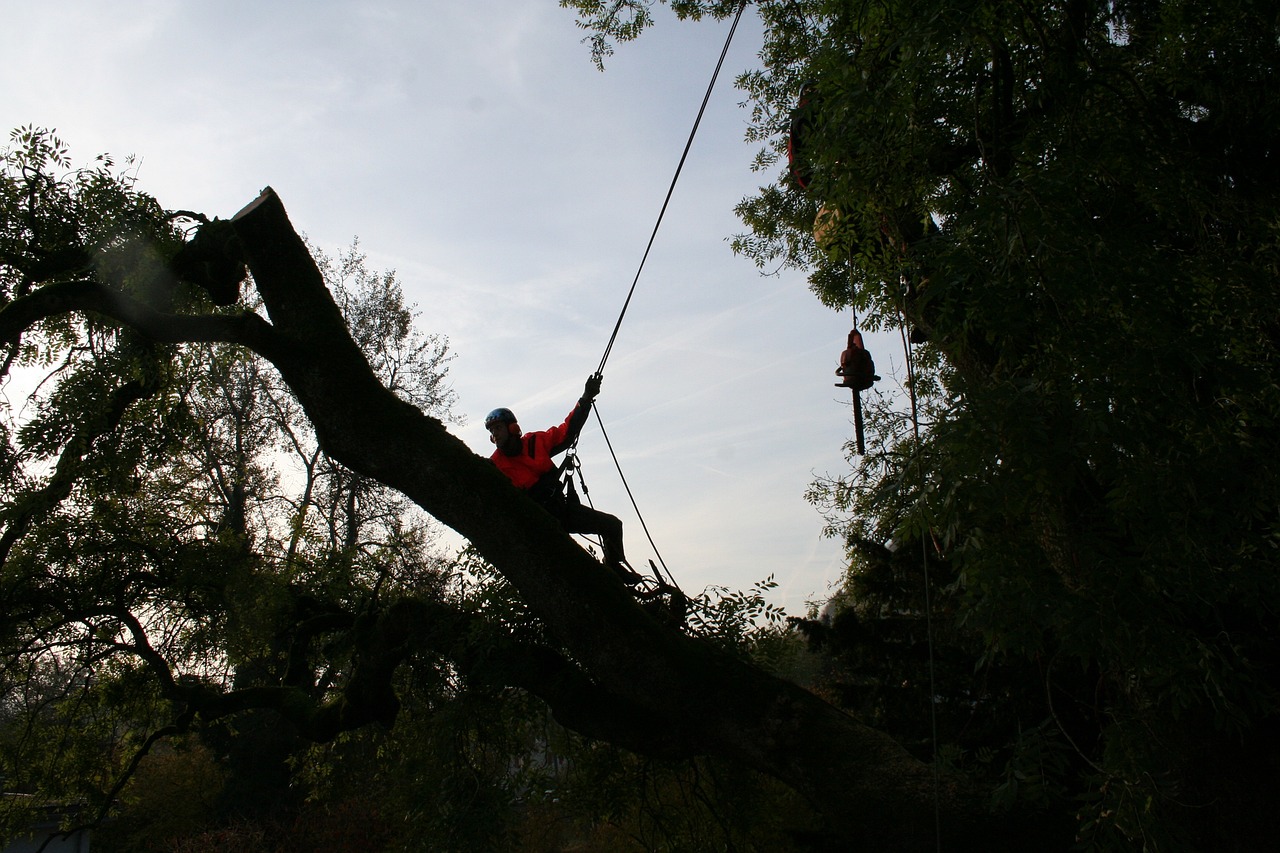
484 407 517 430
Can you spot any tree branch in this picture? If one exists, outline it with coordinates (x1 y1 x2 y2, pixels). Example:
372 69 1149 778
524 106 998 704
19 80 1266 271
219 187 1006 848
0 278 283 357
0 370 157 564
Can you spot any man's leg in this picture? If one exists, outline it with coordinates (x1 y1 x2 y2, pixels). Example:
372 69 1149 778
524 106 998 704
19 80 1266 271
557 504 635 580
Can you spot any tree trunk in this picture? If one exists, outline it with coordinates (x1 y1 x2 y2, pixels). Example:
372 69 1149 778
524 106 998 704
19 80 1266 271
228 187 1039 849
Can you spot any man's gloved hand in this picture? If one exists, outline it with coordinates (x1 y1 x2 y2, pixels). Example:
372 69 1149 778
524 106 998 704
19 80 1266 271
583 372 603 401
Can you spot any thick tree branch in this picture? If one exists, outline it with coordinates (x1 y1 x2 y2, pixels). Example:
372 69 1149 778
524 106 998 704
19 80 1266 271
181 592 716 759
220 188 1004 848
0 278 282 356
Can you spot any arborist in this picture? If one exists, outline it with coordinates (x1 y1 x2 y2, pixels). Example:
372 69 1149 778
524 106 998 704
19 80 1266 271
484 373 640 585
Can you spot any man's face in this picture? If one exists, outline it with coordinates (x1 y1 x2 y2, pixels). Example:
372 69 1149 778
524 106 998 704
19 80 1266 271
489 421 521 453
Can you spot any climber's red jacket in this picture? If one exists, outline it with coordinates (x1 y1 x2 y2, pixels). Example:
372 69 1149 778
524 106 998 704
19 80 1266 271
490 400 590 493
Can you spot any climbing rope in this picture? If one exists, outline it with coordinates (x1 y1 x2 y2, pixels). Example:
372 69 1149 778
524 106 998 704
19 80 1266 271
567 3 748 582
591 404 676 583
595 0 748 376
898 297 943 852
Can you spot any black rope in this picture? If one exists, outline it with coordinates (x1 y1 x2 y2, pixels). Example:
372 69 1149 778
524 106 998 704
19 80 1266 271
899 312 943 852
595 1 748 376
564 417 678 589
591 404 677 585
567 4 747 582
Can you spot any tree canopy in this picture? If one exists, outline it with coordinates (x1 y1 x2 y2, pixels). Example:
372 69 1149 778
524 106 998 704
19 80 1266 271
568 0 1280 848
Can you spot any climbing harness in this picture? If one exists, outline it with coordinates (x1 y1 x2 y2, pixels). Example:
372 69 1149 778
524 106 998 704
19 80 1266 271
539 446 582 510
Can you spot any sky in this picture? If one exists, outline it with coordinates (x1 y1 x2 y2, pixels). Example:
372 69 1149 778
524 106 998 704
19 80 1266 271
0 1 899 616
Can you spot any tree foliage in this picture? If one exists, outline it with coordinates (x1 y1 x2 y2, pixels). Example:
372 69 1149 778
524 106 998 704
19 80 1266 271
0 127 461 846
559 0 1280 848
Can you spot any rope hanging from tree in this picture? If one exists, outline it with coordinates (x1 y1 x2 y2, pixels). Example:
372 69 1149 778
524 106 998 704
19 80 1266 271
898 312 943 852
595 0 748 377
791 72 939 842
834 290 880 455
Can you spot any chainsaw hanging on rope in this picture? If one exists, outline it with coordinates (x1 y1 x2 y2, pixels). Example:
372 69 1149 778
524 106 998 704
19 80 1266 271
835 326 879 455
835 328 878 392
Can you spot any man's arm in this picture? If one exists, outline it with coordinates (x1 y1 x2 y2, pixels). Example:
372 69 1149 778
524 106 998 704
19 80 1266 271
548 374 602 456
